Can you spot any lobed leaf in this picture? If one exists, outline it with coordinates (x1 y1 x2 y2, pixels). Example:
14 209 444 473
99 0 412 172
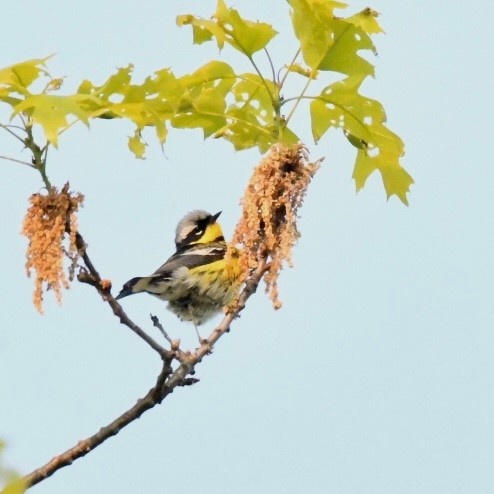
176 15 226 49
346 8 385 34
287 0 376 78
310 75 412 204
318 21 376 76
13 94 91 147
0 57 50 95
213 0 277 56
178 0 277 57
77 65 186 156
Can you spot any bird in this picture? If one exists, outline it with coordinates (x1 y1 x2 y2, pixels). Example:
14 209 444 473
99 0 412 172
116 210 241 339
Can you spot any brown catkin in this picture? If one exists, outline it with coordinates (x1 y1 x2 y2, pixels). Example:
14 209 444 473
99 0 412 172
21 183 84 313
230 143 320 308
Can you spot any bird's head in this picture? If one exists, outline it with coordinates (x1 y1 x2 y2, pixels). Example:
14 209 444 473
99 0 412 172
175 210 224 250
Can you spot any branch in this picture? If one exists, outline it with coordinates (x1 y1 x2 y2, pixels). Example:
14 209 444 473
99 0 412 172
73 231 171 360
21 359 183 489
19 230 269 490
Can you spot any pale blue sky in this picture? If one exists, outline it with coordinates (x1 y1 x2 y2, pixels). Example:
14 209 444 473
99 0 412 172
1 1 493 493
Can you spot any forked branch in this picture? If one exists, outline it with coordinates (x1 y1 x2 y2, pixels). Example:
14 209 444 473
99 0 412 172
19 231 268 490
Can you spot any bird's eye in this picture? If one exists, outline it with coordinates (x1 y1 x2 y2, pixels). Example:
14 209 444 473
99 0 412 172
196 228 204 236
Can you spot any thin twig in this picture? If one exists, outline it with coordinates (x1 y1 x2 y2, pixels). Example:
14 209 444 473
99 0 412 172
0 154 35 168
150 314 173 345
0 122 26 145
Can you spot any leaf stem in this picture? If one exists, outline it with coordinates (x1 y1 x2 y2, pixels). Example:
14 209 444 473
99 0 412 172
278 48 301 89
283 73 314 126
263 48 276 86
224 28 282 133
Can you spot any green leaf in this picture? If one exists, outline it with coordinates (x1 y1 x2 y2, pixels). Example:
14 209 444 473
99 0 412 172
13 94 91 147
310 75 384 144
221 107 275 152
284 64 315 78
0 57 50 92
78 65 133 99
77 66 185 152
288 1 375 77
177 16 226 49
0 441 26 494
346 8 385 34
214 2 278 56
288 0 339 69
172 86 228 137
231 73 276 125
128 129 146 159
178 1 277 56
179 61 235 96
287 0 349 70
310 75 412 204
171 61 236 139
318 21 376 76
155 119 168 145
278 123 301 147
222 73 282 151
1 477 27 494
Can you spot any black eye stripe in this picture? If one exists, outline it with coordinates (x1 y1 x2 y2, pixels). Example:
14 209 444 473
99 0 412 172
176 214 217 250
196 216 212 230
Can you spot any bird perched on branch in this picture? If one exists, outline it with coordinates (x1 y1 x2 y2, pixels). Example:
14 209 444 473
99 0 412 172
116 210 241 338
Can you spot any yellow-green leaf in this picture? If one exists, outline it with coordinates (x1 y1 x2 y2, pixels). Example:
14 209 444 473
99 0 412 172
278 124 301 147
179 1 277 56
310 75 385 143
13 94 91 147
346 8 385 34
310 75 412 204
78 67 182 129
155 120 168 145
0 57 50 91
179 61 235 96
288 0 338 69
1 477 27 494
172 86 228 138
177 16 226 49
232 73 276 125
222 107 275 152
214 3 277 56
128 130 146 159
284 64 315 78
353 145 413 205
0 441 27 494
287 1 375 76
78 65 133 99
318 21 376 76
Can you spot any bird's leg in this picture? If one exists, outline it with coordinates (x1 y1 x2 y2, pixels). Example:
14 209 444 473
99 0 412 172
188 305 206 345
193 322 203 345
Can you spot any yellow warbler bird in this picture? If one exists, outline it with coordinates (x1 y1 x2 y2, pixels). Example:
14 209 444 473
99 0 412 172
116 210 241 336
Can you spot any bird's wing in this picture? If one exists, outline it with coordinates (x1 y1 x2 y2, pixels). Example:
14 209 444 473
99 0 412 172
150 243 226 281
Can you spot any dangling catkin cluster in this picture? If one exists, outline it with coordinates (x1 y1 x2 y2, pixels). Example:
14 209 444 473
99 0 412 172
231 143 320 308
21 183 84 313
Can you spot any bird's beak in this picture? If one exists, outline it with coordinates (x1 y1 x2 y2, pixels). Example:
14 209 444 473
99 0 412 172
211 211 222 223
